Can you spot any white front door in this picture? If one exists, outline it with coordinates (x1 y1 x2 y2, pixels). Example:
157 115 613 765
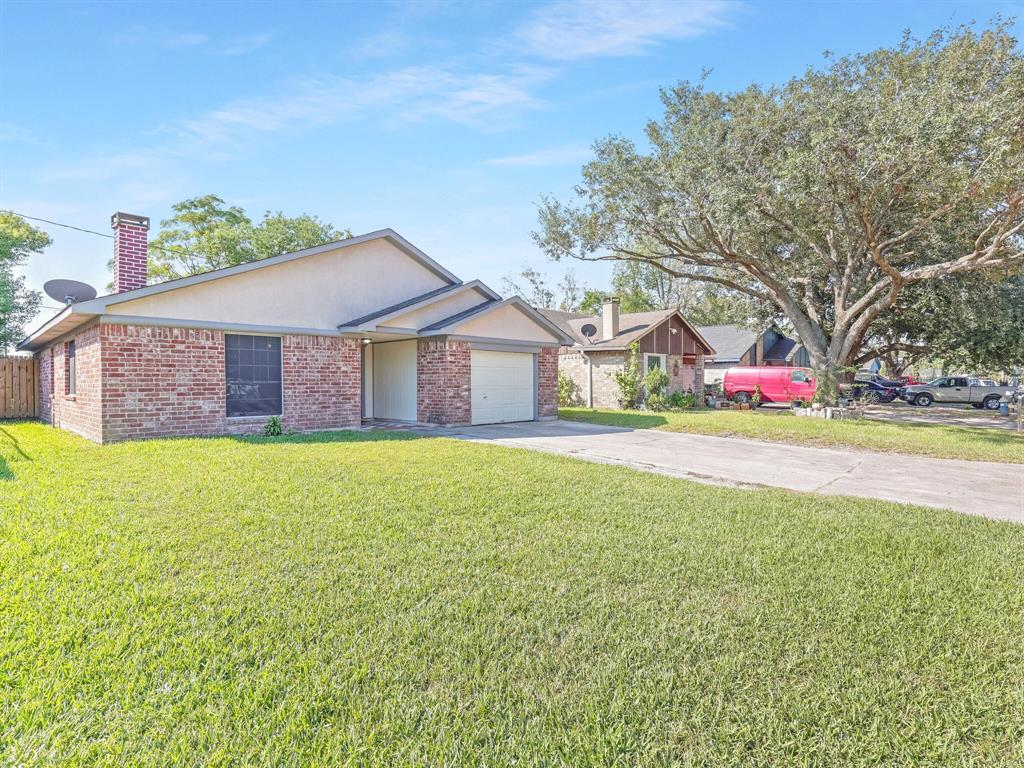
471 350 534 425
372 340 417 421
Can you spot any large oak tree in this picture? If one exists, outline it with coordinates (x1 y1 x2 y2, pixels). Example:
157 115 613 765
535 23 1024 399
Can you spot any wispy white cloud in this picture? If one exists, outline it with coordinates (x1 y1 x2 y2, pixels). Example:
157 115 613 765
119 27 271 56
0 121 48 147
40 62 552 191
347 29 414 60
517 0 736 60
163 31 209 48
486 143 592 167
213 33 273 57
174 64 551 146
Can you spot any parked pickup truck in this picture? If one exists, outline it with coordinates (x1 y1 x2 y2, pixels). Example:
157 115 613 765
901 376 1014 410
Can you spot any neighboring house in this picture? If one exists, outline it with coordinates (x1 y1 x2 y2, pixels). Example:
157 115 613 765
539 298 715 409
699 324 810 384
19 212 572 443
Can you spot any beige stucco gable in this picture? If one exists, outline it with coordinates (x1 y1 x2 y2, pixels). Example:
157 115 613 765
449 303 563 344
379 286 493 331
104 238 452 330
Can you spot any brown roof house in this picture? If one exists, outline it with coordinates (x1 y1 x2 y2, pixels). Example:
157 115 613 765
539 297 715 409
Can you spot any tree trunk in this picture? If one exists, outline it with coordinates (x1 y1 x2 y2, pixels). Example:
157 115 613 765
805 347 850 406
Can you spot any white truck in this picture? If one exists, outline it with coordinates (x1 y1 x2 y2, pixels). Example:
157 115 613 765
900 376 1014 410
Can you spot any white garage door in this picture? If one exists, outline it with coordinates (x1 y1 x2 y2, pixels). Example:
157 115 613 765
471 350 535 425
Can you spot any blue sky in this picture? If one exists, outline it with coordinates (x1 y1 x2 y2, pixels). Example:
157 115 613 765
2 0 1020 322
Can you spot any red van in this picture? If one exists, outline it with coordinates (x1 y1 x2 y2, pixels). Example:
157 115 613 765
722 366 816 405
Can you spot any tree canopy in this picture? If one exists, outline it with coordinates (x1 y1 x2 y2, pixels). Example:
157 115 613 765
0 212 47 352
124 195 350 283
535 22 1024 396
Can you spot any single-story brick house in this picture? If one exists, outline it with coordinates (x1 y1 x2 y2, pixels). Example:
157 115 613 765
539 298 715 409
19 212 572 443
698 324 810 384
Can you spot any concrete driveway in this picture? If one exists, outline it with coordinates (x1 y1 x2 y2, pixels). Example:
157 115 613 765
446 420 1024 523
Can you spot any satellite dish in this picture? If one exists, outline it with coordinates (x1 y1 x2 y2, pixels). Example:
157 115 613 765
44 279 97 305
580 323 598 342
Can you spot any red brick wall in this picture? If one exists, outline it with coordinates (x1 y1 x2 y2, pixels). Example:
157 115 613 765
50 324 103 442
537 347 558 419
36 324 363 443
38 347 53 424
100 324 226 442
282 335 361 432
417 339 471 425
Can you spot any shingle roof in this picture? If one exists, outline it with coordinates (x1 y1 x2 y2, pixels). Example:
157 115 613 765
540 307 713 353
695 324 758 362
764 335 798 362
538 308 673 348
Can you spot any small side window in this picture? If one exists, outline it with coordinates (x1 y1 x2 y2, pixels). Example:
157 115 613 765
66 340 77 396
791 369 808 383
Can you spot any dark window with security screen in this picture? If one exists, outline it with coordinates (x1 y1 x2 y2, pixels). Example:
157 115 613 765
225 334 282 417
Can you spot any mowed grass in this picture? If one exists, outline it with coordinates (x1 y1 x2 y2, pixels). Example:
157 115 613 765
2 422 1023 767
560 407 1024 464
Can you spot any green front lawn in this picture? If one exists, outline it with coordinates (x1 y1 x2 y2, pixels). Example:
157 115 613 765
2 422 1023 766
560 407 1024 464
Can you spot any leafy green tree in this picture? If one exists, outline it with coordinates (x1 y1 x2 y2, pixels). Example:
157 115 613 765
556 270 583 311
502 265 555 308
118 195 350 283
862 269 1024 376
535 23 1024 401
248 210 347 262
0 212 47 352
578 289 605 315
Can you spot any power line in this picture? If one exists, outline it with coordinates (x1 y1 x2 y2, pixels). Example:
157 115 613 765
8 210 199 261
9 212 112 239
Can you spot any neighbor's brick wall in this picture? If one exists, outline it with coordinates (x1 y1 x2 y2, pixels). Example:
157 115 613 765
537 347 558 419
50 324 103 442
417 339 471 425
557 349 588 406
282 335 360 432
38 347 53 424
561 348 701 409
668 354 696 393
590 351 627 409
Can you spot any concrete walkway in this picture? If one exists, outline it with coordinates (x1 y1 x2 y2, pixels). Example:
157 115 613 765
446 420 1024 523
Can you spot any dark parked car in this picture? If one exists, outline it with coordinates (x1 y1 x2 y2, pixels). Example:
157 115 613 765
855 371 904 389
851 379 899 403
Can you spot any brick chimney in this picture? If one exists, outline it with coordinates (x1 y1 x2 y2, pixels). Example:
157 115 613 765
602 295 620 341
111 212 150 293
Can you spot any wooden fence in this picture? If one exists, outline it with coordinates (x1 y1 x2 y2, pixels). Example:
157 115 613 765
0 356 39 419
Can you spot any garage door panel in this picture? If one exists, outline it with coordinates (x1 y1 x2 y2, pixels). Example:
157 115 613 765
471 351 534 425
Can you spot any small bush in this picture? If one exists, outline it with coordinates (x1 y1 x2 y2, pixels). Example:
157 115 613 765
557 370 581 407
613 342 644 409
645 392 667 411
752 384 762 407
667 391 696 409
643 367 670 400
263 416 283 437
